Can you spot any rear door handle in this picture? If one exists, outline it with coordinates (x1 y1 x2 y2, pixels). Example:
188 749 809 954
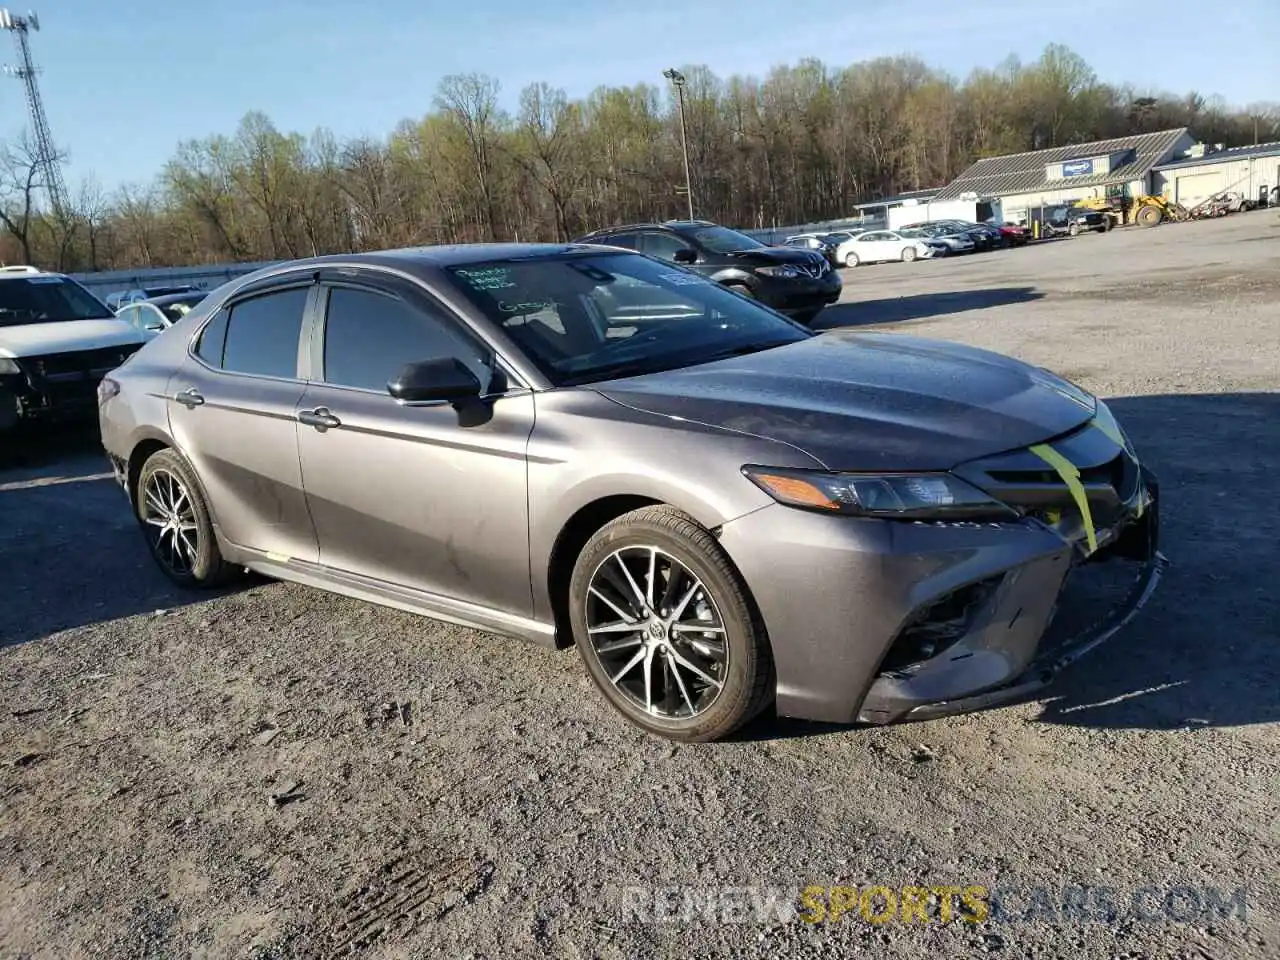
173 387 204 407
297 406 341 430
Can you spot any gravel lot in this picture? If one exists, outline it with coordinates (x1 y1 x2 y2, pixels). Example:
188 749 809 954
2 213 1278 960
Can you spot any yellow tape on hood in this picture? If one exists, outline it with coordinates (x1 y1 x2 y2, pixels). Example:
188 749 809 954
1029 442 1097 555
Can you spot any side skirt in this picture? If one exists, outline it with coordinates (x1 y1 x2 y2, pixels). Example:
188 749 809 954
231 545 559 649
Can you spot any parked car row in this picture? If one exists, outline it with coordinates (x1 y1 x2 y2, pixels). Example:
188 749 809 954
574 220 841 326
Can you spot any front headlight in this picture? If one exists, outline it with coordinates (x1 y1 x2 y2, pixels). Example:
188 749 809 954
742 465 1018 520
756 265 801 279
0 357 21 375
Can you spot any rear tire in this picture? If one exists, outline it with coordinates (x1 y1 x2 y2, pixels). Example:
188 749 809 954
568 506 774 742
135 448 237 588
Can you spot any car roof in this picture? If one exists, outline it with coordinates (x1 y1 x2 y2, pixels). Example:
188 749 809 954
142 291 208 306
0 265 65 280
232 244 619 284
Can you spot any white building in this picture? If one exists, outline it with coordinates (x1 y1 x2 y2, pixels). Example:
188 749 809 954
1151 141 1280 209
916 128 1196 225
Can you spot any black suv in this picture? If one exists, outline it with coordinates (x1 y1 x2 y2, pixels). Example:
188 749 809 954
574 220 842 325
1044 206 1109 237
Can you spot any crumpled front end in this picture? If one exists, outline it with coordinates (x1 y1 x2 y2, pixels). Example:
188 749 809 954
718 409 1165 726
858 413 1165 724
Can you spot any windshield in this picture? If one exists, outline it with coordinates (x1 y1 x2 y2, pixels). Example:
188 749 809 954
0 276 115 327
684 225 765 254
446 252 811 386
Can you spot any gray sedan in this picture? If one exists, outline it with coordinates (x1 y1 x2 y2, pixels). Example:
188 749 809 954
97 244 1163 741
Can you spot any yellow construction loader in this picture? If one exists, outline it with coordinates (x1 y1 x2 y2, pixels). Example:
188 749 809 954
1074 186 1189 228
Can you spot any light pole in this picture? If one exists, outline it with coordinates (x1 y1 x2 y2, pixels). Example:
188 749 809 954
663 68 695 220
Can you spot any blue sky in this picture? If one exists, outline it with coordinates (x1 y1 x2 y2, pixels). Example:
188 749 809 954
11 0 1279 195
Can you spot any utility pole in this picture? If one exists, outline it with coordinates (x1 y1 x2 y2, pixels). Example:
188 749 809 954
1 9 67 217
662 68 695 220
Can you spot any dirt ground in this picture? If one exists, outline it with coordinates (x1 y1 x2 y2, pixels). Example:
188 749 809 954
2 212 1278 960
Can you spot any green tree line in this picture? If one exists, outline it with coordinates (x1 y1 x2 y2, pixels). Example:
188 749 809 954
2 44 1276 272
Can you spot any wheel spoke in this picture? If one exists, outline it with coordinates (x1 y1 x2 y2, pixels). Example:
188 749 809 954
642 647 655 713
645 548 657 609
669 579 702 621
665 648 696 714
588 586 637 625
588 620 643 635
659 561 684 614
595 635 643 656
610 647 647 685
613 553 649 613
667 646 723 689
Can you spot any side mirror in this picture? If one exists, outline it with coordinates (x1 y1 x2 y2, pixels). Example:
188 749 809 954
387 357 483 405
673 248 697 264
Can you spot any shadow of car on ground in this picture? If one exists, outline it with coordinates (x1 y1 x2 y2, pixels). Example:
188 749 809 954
815 287 1043 329
0 425 246 649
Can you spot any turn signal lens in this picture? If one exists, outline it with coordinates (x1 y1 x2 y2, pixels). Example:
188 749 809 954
745 472 842 511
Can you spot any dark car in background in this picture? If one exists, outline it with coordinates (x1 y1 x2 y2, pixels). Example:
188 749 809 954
1050 206 1109 236
575 220 841 325
782 232 846 268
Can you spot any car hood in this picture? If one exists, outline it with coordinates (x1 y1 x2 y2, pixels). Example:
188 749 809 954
0 318 144 358
594 332 1097 471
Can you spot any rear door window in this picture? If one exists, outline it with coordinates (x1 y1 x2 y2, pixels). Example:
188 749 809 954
220 286 310 379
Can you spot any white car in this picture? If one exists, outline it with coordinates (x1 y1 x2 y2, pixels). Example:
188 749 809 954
0 265 145 438
115 290 208 339
835 230 938 267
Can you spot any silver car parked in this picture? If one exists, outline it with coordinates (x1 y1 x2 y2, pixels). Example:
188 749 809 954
98 244 1164 742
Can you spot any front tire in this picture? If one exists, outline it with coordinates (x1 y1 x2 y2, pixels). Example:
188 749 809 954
135 448 237 588
568 506 773 742
901 246 917 262
843 251 859 267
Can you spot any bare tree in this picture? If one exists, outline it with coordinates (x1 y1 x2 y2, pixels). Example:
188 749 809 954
0 131 46 265
436 73 505 241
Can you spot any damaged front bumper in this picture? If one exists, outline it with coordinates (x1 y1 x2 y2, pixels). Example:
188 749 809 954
857 467 1165 724
717 452 1166 726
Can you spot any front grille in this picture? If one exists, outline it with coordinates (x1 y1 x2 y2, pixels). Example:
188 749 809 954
793 260 828 278
988 451 1139 503
24 344 140 379
953 419 1144 546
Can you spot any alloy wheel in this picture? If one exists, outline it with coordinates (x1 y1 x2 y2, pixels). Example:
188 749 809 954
584 545 728 720
141 468 199 577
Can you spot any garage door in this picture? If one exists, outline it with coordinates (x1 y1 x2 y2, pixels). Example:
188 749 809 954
1175 171 1226 207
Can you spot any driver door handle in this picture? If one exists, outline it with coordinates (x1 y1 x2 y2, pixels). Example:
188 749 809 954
173 387 204 408
297 406 341 430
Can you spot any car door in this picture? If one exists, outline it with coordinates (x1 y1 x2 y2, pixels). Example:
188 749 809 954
294 270 535 615
857 232 889 263
167 278 319 564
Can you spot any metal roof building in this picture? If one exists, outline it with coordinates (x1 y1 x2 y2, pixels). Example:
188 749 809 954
1151 140 1280 209
932 128 1195 218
